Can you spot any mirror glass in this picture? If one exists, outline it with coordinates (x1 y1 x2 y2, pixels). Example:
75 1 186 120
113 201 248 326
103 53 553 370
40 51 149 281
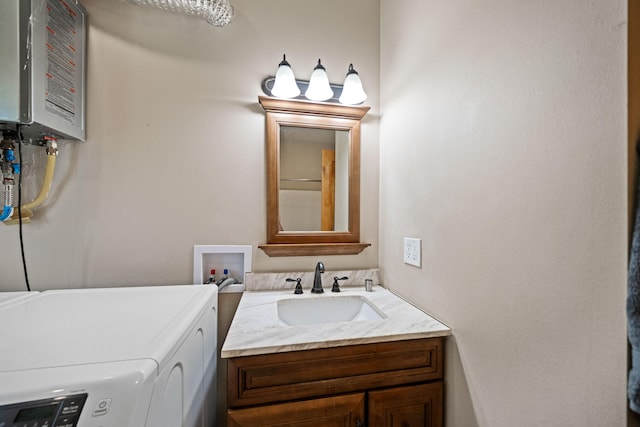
279 126 350 232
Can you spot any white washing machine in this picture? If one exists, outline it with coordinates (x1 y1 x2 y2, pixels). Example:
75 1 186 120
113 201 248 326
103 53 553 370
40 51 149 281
0 285 218 427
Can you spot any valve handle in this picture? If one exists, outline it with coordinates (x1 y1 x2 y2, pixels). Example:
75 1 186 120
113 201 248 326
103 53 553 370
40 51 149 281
286 277 303 294
331 276 349 293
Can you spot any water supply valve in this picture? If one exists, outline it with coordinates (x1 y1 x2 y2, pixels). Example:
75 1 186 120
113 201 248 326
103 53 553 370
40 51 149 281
0 132 18 186
1 130 17 158
44 136 58 156
0 131 18 222
3 148 15 163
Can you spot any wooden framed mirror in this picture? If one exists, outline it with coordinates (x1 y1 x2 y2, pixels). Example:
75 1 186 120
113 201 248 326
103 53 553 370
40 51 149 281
257 96 371 257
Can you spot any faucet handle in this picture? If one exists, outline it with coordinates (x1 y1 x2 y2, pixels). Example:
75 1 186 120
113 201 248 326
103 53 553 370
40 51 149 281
286 277 303 294
332 276 348 293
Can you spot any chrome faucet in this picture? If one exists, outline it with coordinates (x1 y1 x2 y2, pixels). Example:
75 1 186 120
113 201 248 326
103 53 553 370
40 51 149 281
311 262 325 293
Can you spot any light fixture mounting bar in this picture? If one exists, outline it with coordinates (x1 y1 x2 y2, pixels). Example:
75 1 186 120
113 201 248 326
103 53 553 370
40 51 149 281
261 77 345 104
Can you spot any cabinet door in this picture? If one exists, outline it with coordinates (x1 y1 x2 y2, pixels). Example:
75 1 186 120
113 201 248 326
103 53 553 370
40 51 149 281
368 383 443 427
228 392 365 427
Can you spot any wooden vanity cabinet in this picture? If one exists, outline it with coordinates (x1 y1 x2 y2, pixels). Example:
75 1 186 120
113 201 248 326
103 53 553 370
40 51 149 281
227 337 444 427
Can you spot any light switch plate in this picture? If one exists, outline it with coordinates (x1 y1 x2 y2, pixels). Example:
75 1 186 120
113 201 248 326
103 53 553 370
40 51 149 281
403 237 422 267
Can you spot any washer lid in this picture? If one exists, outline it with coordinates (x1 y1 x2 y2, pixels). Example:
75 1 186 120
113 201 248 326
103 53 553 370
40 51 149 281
0 291 39 307
0 285 217 373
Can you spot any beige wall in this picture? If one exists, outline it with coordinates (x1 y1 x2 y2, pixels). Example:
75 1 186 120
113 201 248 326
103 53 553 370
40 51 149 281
0 0 380 290
380 0 628 425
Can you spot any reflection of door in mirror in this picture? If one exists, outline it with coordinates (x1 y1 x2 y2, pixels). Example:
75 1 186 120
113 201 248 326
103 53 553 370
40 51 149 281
279 126 350 232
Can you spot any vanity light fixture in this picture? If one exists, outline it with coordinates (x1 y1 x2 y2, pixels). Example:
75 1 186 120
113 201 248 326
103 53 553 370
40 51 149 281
270 55 300 99
339 64 367 105
304 59 334 102
262 55 368 105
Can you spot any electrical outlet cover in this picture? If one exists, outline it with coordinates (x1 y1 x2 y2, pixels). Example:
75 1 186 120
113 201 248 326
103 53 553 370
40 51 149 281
403 237 422 267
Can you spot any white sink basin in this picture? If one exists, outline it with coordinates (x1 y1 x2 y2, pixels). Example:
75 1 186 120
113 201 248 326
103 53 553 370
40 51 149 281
277 295 386 326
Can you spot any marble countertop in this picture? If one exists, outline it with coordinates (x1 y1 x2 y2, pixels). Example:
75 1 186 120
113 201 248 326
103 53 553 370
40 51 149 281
220 286 451 358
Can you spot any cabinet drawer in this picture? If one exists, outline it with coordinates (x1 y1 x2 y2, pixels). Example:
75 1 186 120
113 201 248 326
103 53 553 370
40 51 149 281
228 393 365 427
228 338 443 408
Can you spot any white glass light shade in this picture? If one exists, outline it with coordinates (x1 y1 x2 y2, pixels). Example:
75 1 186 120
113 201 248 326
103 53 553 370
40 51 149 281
305 59 334 101
271 55 300 99
339 64 367 105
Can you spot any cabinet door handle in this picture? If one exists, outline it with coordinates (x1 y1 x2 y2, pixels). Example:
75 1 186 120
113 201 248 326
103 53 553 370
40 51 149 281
356 420 365 427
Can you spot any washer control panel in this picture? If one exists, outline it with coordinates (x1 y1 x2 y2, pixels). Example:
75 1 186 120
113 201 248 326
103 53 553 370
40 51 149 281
0 393 87 427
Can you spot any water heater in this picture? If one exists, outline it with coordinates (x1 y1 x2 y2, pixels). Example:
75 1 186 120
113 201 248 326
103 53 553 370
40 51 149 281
0 0 86 141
